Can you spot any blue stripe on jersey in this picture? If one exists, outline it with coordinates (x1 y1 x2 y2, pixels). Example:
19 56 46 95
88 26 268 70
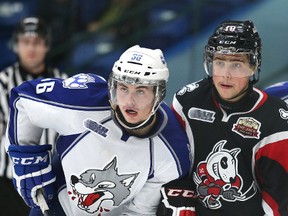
19 93 110 111
8 97 20 145
159 103 191 178
52 152 66 192
57 131 90 160
159 133 183 176
148 139 154 179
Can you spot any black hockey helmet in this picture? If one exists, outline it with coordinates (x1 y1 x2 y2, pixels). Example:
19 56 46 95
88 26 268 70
204 20 262 84
12 17 51 48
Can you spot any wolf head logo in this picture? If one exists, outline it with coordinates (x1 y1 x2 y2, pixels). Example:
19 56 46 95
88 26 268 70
69 157 139 214
63 73 95 89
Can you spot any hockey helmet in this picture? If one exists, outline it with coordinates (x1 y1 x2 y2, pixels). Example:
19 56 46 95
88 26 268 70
12 17 51 49
204 20 262 83
108 45 169 129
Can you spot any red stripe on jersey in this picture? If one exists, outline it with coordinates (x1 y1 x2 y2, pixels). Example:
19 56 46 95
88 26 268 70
253 88 268 110
179 210 196 216
171 105 186 130
255 139 288 172
262 190 280 216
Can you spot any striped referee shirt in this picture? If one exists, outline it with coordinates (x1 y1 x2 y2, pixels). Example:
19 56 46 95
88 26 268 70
0 62 68 179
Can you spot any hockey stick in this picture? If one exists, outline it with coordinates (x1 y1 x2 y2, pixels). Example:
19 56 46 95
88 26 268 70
36 189 51 216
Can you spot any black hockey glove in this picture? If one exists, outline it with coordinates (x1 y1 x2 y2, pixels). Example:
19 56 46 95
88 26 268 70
157 178 196 216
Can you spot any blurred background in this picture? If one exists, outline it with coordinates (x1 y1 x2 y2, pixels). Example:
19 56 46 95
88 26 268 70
0 0 287 104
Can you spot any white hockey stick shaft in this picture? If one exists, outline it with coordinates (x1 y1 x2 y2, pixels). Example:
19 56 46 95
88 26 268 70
36 189 50 216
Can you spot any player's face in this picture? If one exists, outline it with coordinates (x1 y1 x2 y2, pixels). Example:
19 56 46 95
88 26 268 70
212 54 253 102
116 82 155 124
17 35 48 73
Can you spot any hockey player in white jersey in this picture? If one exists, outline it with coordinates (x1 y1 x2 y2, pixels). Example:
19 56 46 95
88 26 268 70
264 81 288 104
5 45 191 215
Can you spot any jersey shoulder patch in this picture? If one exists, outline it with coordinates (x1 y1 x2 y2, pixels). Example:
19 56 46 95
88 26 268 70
13 73 110 108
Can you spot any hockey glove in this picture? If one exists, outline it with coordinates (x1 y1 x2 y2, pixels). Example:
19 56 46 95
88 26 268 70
222 187 241 201
8 144 56 208
157 178 196 216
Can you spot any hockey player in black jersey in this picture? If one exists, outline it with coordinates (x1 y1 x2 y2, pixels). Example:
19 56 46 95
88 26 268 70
159 20 288 216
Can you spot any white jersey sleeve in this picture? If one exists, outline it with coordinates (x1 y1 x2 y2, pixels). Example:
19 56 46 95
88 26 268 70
5 73 110 150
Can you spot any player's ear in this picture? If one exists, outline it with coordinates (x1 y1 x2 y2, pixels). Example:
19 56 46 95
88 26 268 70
8 37 18 53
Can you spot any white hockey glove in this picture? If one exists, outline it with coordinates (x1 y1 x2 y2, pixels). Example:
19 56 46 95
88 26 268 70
8 144 56 208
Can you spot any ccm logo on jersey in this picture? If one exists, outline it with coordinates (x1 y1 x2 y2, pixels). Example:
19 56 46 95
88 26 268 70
12 155 48 165
188 107 215 123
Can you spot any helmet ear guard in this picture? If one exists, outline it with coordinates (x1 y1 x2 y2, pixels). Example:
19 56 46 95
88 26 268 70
204 20 262 84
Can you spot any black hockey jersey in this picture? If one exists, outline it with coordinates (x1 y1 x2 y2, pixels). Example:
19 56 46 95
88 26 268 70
172 78 288 216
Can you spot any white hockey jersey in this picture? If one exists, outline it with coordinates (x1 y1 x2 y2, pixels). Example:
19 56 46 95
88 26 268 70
6 73 191 215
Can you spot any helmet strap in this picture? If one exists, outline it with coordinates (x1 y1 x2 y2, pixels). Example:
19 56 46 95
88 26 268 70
250 69 260 84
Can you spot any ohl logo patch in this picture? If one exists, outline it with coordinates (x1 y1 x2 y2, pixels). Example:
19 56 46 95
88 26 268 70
84 119 108 138
232 117 261 139
188 107 215 123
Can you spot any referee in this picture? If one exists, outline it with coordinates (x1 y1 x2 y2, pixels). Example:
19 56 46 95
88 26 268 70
0 17 67 216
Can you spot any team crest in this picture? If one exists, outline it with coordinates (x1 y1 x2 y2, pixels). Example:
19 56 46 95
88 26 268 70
279 108 288 120
193 140 257 209
63 73 95 89
68 157 139 214
177 82 199 95
232 117 261 139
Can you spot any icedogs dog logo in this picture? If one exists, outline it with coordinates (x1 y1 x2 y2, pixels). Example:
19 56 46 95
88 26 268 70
69 157 139 214
63 73 95 89
193 140 257 209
